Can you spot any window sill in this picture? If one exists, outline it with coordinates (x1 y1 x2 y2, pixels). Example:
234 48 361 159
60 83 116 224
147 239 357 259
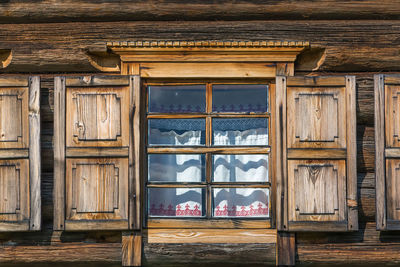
145 228 277 244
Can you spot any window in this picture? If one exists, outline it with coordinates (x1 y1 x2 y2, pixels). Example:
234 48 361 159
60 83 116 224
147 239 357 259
145 82 272 226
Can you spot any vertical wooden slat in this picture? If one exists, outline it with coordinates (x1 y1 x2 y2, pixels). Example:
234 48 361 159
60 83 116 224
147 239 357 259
131 75 141 230
54 76 66 230
375 74 386 230
276 231 295 266
122 232 142 266
275 76 288 231
29 76 41 231
346 75 358 231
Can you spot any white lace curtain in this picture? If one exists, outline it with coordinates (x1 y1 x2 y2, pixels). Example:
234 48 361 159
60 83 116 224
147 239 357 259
148 127 269 218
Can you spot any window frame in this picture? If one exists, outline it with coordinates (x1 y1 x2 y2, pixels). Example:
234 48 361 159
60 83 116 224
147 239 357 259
143 79 276 229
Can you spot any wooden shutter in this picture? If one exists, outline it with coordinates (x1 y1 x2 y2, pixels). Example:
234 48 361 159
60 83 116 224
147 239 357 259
374 74 400 230
0 76 41 231
276 76 357 232
54 76 140 231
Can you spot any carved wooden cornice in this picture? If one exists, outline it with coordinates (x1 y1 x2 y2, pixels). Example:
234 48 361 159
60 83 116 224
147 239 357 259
107 40 309 48
87 41 312 73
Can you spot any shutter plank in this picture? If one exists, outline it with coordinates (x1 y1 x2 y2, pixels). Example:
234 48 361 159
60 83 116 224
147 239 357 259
346 76 358 231
54 77 66 230
29 76 41 231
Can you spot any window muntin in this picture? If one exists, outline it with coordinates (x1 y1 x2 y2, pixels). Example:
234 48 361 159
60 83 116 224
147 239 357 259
146 83 271 221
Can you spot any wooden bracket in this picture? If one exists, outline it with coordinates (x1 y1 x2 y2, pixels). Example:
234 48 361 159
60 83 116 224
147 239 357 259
0 49 12 69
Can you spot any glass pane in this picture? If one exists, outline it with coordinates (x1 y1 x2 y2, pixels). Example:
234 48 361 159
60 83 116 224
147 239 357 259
148 154 205 182
212 188 269 218
148 85 206 113
213 154 268 182
148 119 206 146
148 187 205 217
212 84 268 113
212 118 268 146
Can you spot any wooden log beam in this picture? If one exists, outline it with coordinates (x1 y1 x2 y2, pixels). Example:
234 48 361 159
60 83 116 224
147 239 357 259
1 1 400 23
1 20 400 73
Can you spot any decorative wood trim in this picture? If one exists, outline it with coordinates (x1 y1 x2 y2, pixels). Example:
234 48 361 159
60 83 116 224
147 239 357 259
29 76 41 231
53 76 66 231
146 228 277 244
0 49 12 69
346 75 358 231
87 40 310 72
108 40 310 48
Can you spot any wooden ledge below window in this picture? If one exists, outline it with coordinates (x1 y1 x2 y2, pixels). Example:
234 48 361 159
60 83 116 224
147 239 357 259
145 228 277 244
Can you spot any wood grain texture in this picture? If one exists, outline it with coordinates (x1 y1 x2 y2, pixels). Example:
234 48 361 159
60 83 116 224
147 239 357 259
65 158 128 222
275 76 288 231
66 147 129 158
53 76 66 230
146 229 277 244
346 76 358 231
131 75 141 230
276 232 295 266
0 87 28 149
140 63 276 78
1 1 400 23
2 21 400 73
65 85 129 148
288 160 346 223
0 159 29 231
29 76 41 231
122 232 142 267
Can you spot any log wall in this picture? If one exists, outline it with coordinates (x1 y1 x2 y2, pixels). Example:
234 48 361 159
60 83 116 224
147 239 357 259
1 1 400 264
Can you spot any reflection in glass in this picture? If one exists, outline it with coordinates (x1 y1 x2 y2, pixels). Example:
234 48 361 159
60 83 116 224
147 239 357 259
212 188 269 218
148 119 206 146
213 154 268 182
212 84 268 113
148 187 205 217
148 154 205 182
148 85 206 113
212 118 268 146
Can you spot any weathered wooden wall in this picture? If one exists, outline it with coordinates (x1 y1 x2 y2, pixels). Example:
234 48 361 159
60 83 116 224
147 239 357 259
1 0 400 265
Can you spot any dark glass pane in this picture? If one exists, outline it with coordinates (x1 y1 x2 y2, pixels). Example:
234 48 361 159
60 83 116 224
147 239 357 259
148 154 205 182
148 85 206 113
148 187 205 217
212 84 268 113
212 118 268 146
148 119 206 146
212 188 269 218
213 154 268 182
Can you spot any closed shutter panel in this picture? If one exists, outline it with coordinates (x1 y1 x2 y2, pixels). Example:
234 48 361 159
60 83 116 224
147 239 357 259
375 75 400 230
0 76 41 231
54 76 140 231
276 76 357 232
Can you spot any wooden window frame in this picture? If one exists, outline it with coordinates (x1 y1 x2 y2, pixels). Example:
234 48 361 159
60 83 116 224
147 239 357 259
144 79 274 230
